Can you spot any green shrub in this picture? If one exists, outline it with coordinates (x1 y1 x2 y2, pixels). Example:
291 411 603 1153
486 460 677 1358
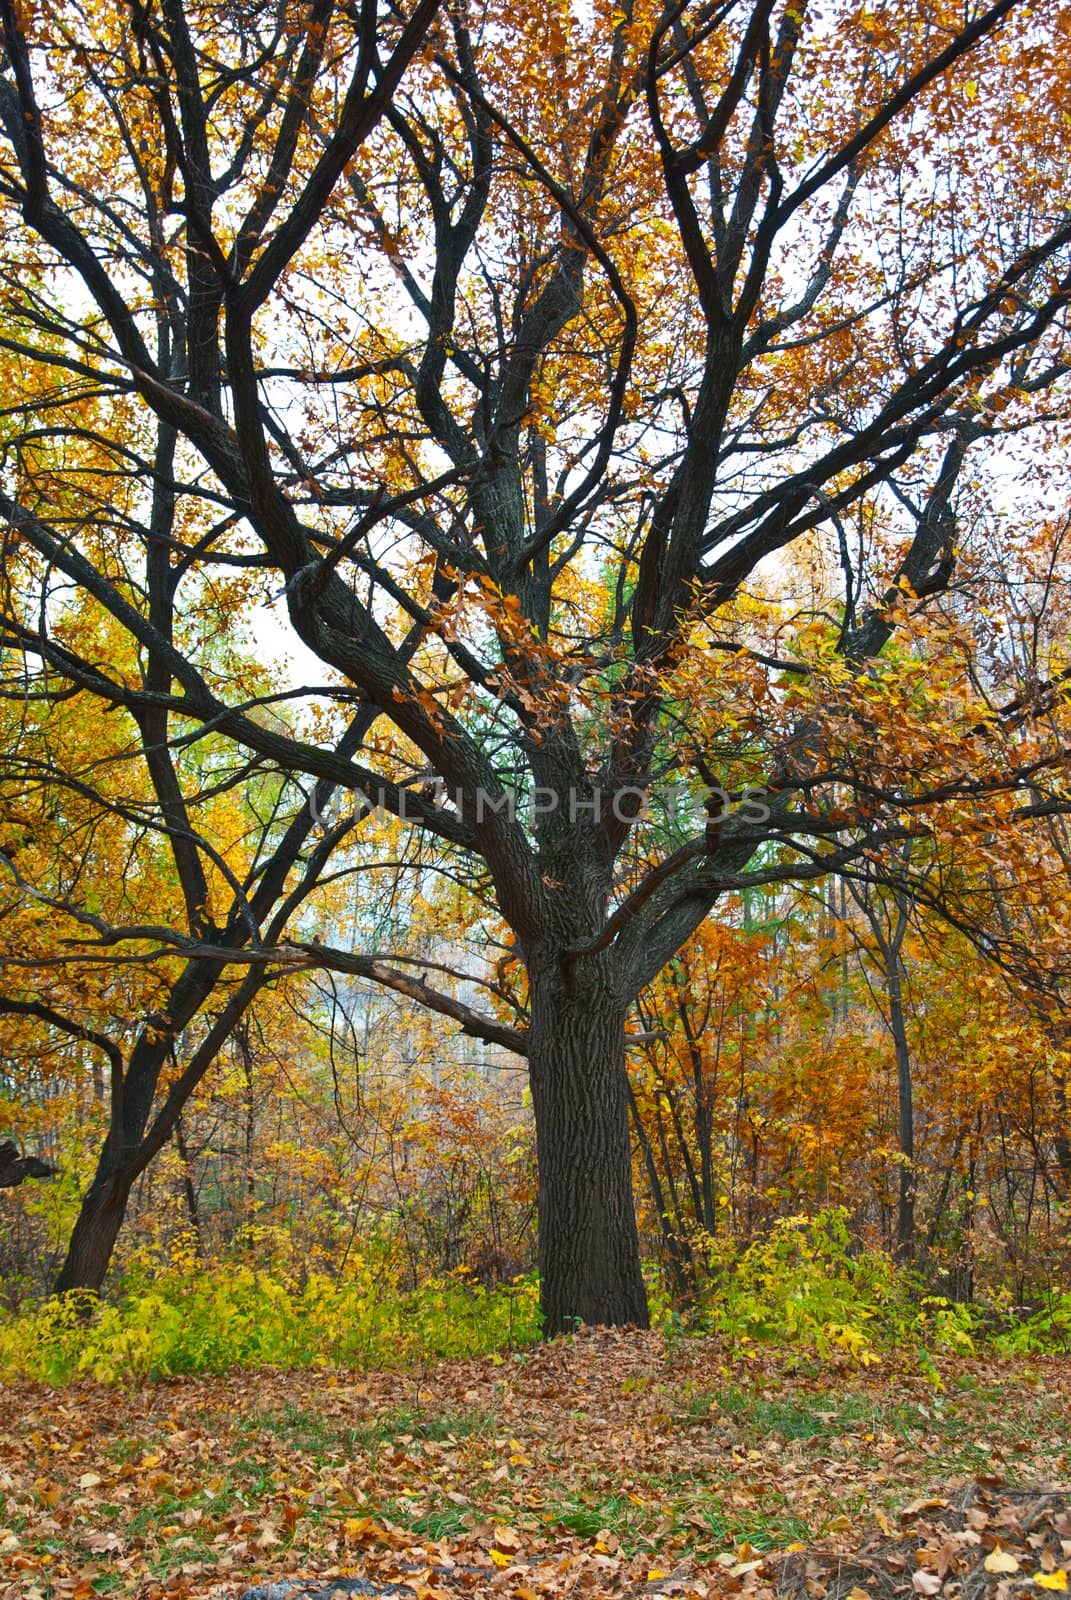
690 1209 976 1365
0 1251 541 1384
992 1292 1071 1354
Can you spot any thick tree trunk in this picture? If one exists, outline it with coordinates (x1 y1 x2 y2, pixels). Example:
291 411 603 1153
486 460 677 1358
54 1167 134 1295
528 962 649 1335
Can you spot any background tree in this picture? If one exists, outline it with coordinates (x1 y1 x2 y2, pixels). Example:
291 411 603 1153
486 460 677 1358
0 588 365 1291
845 858 918 1261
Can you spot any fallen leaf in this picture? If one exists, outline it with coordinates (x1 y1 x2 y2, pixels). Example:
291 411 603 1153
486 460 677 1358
82 1532 123 1554
902 1498 949 1519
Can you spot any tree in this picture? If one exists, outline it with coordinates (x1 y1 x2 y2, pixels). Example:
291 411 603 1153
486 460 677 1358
0 0 1069 1332
627 909 779 1294
0 591 372 1291
846 857 918 1260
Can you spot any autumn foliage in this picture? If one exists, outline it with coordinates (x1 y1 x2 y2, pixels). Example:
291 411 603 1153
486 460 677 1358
0 0 1070 1342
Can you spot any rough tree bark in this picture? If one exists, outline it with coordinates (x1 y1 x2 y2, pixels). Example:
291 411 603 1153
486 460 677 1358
54 1171 133 1295
527 956 649 1334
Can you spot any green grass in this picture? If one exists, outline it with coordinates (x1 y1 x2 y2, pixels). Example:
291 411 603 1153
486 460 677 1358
402 1506 472 1540
551 1493 642 1540
125 1495 190 1538
710 1387 933 1441
234 1399 497 1458
37 1377 1031 1587
4 1319 1070 1600
694 1505 818 1550
381 1404 498 1443
543 1485 825 1556
104 1434 161 1465
238 1401 335 1452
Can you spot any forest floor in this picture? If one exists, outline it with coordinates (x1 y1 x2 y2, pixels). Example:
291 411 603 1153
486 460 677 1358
1 1329 1069 1600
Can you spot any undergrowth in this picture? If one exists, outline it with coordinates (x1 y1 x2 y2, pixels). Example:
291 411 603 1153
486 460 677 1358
0 1247 541 1383
679 1210 978 1368
3 1207 1067 1386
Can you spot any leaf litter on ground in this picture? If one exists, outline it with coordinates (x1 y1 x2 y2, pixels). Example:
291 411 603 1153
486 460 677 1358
0 1329 1068 1600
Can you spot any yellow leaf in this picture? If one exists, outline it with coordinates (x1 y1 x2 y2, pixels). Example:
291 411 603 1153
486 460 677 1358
984 1550 1020 1575
489 1548 512 1568
1034 1573 1069 1591
343 1517 386 1544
